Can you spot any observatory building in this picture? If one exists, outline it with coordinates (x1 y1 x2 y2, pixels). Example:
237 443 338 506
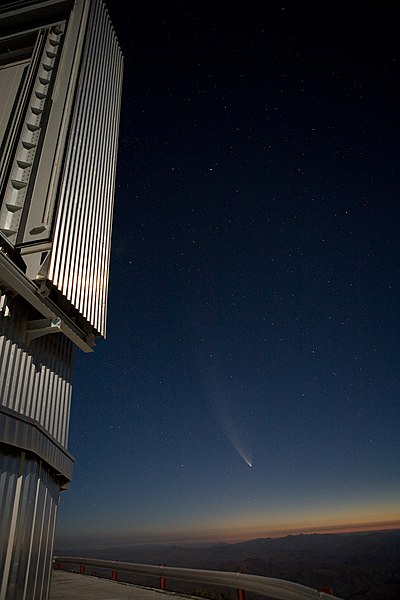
0 0 123 598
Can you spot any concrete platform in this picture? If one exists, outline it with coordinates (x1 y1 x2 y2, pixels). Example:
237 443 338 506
50 571 199 600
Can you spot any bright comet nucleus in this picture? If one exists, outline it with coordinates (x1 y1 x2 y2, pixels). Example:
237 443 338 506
235 447 252 468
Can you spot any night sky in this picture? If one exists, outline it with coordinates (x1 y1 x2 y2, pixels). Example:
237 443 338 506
55 3 400 549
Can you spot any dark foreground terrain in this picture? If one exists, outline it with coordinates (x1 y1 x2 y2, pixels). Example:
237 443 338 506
55 529 400 600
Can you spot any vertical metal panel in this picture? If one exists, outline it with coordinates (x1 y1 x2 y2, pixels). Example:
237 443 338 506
49 0 124 336
0 454 19 585
0 294 73 448
0 449 59 600
22 475 40 600
0 456 22 600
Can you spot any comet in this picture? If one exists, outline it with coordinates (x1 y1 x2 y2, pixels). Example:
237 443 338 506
223 422 252 468
197 347 253 469
236 447 252 468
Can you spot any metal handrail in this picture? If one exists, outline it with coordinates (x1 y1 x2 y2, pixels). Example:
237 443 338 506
53 556 342 600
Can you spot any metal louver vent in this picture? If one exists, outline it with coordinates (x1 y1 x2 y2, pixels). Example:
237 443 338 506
0 24 64 243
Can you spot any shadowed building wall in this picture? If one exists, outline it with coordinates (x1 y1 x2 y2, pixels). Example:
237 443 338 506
0 1 123 598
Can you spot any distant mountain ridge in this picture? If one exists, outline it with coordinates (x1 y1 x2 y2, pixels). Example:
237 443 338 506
56 529 400 599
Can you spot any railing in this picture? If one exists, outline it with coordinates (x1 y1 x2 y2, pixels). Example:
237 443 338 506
53 556 341 600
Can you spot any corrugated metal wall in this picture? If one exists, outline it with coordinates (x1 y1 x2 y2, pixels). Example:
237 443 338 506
0 2 124 597
0 294 73 448
48 0 124 337
0 448 59 600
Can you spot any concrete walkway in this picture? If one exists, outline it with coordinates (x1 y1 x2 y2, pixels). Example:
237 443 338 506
50 571 199 600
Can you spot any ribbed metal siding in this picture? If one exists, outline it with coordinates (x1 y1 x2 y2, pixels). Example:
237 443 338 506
48 0 123 337
0 295 73 448
0 449 59 600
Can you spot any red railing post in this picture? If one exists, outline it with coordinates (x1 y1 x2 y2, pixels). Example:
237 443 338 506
237 569 246 600
160 564 166 590
79 565 85 575
112 570 118 581
55 563 62 570
237 588 246 600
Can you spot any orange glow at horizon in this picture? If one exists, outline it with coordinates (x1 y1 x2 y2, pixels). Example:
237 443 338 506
155 501 400 543
103 517 400 547
56 502 400 547
217 519 400 544
137 503 400 545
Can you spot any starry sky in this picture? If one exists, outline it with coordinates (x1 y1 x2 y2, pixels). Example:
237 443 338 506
55 3 400 549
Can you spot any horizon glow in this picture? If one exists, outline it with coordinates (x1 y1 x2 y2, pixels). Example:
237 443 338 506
55 518 400 549
55 497 400 548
